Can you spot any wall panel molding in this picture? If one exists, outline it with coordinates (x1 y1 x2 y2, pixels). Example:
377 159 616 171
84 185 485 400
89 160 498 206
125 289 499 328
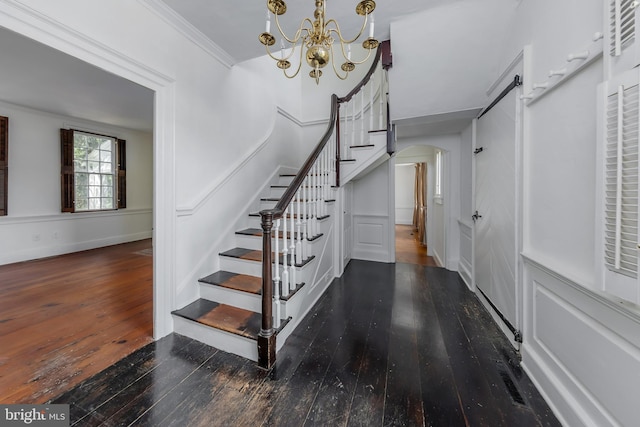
522 257 640 426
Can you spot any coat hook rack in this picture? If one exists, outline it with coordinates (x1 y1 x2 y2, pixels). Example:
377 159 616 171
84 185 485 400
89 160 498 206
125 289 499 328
567 50 590 62
525 32 603 106
548 68 567 78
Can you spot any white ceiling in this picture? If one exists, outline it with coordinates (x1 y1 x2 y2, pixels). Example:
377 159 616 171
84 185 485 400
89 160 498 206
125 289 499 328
0 27 154 132
160 0 453 63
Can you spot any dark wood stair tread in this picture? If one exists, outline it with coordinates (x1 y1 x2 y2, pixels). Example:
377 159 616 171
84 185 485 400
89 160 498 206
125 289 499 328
173 299 292 339
173 299 261 340
199 271 262 295
350 144 375 148
220 247 315 267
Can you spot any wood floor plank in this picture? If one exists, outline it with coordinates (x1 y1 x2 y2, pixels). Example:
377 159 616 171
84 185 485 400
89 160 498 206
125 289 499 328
0 239 153 404
382 266 425 426
408 264 468 426
425 266 510 426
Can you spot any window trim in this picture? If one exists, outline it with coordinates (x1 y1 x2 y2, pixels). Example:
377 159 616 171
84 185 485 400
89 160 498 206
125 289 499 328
0 116 7 216
60 128 126 213
434 149 443 204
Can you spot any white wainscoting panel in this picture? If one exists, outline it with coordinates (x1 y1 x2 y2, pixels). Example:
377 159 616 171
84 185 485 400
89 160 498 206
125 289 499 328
458 219 473 289
351 214 392 263
522 255 640 427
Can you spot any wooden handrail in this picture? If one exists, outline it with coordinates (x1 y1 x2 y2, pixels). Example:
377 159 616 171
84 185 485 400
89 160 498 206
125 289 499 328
338 44 383 104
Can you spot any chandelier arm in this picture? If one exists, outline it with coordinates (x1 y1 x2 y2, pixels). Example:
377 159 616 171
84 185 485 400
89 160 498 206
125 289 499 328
265 43 296 62
283 45 305 79
330 46 350 80
345 43 375 65
325 15 368 45
273 11 311 44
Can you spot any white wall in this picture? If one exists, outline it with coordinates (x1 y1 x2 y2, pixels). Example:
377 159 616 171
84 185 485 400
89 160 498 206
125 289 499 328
394 163 415 225
389 0 515 121
0 100 152 265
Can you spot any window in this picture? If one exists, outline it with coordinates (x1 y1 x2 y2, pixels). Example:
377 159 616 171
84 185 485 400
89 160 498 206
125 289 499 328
61 129 126 212
435 150 443 199
0 116 7 216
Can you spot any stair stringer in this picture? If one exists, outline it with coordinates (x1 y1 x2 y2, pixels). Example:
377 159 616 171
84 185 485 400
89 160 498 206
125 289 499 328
340 131 390 185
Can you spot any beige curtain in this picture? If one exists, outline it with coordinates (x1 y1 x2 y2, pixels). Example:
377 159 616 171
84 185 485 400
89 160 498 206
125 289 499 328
412 163 427 245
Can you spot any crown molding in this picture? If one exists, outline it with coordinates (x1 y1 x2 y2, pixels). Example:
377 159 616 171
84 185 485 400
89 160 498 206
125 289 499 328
138 0 235 69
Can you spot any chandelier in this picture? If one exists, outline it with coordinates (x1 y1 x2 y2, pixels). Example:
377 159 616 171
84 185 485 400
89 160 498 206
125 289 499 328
259 0 379 84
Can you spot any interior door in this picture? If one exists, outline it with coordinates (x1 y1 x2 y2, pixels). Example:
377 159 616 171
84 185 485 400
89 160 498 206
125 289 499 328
474 84 519 336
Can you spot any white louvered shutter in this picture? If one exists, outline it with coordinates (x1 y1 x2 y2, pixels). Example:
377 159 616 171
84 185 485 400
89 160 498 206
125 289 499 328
605 83 639 277
602 69 640 304
611 0 637 56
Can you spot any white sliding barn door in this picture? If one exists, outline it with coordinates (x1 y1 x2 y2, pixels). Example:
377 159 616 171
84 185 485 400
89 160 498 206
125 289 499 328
474 84 520 340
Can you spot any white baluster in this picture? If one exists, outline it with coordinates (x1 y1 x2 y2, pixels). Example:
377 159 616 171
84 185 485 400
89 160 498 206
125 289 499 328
320 149 326 218
289 198 296 293
379 65 385 130
281 207 289 294
369 75 374 132
311 163 316 237
350 99 355 154
296 188 302 265
360 90 365 146
343 105 348 160
273 219 281 328
314 162 320 236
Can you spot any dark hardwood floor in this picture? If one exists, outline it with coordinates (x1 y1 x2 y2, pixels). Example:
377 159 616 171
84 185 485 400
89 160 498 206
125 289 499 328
0 240 153 404
52 260 560 427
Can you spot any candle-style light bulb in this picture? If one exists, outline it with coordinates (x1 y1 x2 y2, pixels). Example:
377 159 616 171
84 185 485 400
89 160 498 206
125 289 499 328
266 11 271 33
347 44 352 60
369 13 375 38
280 39 285 59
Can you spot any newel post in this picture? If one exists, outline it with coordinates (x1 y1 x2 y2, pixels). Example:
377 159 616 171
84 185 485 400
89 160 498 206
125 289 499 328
258 210 276 369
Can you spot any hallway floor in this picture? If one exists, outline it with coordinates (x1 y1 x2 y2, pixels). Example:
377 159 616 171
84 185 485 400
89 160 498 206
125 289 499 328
52 261 560 426
395 224 438 266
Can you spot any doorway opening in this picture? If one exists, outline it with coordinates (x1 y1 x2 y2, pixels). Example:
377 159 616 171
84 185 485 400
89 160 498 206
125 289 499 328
0 26 155 403
394 145 440 266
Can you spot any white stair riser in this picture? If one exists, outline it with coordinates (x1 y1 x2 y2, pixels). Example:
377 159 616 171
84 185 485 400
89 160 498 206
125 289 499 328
173 315 258 361
219 256 313 282
277 176 295 186
199 283 261 312
235 233 319 251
